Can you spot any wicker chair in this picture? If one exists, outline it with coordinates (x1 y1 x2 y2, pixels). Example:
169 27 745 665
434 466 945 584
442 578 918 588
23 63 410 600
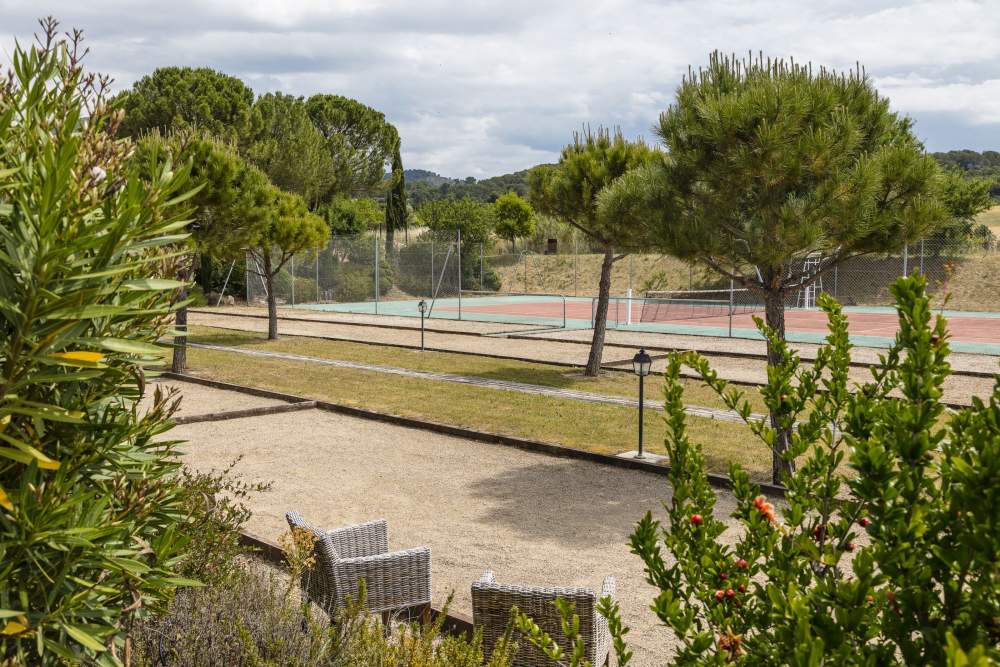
285 512 431 618
472 570 615 667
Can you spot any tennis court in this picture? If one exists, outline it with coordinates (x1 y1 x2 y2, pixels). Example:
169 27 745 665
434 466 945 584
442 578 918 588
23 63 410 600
292 290 1000 354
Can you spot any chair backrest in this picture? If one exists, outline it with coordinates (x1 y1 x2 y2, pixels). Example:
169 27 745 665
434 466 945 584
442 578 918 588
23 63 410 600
472 579 598 666
285 511 341 611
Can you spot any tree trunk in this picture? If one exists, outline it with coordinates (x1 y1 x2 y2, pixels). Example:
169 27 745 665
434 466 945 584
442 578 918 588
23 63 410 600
171 298 188 372
585 246 616 377
763 285 794 485
385 224 394 256
263 252 278 340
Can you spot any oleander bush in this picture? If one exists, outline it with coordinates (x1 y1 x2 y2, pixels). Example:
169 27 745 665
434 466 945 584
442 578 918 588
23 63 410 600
0 20 200 664
519 275 999 665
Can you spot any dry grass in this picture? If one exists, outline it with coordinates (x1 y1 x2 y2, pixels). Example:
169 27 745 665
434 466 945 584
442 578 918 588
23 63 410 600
491 252 719 297
977 205 1000 238
183 343 772 481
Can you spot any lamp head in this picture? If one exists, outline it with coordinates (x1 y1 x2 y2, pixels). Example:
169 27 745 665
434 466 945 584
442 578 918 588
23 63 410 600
632 348 652 377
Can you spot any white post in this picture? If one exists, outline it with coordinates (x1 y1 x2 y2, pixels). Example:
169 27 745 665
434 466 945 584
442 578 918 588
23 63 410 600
626 288 633 325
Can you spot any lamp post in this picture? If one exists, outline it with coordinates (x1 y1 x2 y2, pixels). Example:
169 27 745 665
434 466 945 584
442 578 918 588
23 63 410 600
417 300 428 351
632 348 652 459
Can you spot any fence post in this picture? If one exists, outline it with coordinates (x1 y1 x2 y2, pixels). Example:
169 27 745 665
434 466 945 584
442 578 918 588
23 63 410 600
833 264 839 299
920 239 925 274
479 243 484 290
457 229 462 320
430 239 435 297
728 277 734 338
902 243 909 277
573 235 580 296
523 253 528 292
374 234 380 315
290 255 295 305
315 251 320 302
245 250 250 305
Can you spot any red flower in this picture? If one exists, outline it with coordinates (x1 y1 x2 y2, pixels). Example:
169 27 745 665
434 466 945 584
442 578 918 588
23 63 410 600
691 514 703 525
714 590 725 601
736 558 748 569
738 584 746 593
719 572 729 581
726 588 735 598
859 517 871 527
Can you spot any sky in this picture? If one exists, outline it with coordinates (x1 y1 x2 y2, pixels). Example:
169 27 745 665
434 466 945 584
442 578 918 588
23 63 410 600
2 1 999 178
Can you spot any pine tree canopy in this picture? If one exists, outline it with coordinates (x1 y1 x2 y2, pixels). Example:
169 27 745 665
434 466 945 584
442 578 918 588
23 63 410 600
600 51 949 287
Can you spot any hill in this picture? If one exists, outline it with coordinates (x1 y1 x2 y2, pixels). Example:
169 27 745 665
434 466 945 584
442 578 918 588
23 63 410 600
404 168 534 205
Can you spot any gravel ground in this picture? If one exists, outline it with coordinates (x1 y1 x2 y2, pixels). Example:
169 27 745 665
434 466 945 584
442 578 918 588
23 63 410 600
189 310 996 406
171 391 754 666
140 380 286 418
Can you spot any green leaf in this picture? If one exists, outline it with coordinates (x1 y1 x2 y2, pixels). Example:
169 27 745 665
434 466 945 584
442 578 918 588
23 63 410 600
62 623 105 652
120 278 187 291
92 338 167 356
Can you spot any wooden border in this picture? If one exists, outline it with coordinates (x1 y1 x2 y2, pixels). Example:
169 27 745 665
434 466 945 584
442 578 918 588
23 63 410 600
175 401 317 425
164 372 787 497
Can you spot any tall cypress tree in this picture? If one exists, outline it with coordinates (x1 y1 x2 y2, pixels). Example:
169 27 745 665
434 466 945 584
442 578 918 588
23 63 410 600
384 131 407 252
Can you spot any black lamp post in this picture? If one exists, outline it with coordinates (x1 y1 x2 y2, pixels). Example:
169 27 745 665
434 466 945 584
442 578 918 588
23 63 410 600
417 300 428 351
632 348 652 458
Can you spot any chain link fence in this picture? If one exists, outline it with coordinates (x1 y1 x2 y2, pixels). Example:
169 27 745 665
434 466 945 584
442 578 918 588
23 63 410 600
242 231 999 325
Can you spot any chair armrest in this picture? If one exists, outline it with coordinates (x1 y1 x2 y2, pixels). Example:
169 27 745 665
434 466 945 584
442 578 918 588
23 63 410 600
478 569 496 584
334 546 431 613
327 519 389 559
600 576 616 600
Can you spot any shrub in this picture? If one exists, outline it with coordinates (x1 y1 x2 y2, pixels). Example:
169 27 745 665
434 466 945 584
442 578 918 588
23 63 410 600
0 20 199 664
519 275 999 665
132 537 517 666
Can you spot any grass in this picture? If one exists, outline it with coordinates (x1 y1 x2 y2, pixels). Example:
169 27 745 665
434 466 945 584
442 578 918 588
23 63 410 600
187 325 769 414
977 205 1000 238
182 329 773 481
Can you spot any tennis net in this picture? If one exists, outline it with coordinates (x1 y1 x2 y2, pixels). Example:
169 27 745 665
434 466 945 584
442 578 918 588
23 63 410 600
640 288 763 323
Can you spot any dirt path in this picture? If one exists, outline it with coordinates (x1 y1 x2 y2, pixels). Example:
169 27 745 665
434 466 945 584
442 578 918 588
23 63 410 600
171 385 754 666
189 310 995 405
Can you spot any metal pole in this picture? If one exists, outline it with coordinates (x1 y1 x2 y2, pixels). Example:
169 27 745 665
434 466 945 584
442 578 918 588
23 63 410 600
573 234 579 296
430 240 435 296
920 239 925 274
903 243 909 277
728 276 734 338
457 229 462 320
421 312 425 351
374 234 379 315
315 251 320 302
290 255 295 305
216 260 236 307
638 374 645 458
479 242 484 289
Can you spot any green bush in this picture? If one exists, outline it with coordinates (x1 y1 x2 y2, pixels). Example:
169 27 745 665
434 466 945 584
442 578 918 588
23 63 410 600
519 275 1000 665
0 21 200 664
132 550 517 666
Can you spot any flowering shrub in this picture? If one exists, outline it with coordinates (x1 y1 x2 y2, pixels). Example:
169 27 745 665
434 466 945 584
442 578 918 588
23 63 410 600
520 275 999 665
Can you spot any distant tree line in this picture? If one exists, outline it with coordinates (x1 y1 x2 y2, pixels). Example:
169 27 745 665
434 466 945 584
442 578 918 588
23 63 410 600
931 149 1000 199
405 168 532 205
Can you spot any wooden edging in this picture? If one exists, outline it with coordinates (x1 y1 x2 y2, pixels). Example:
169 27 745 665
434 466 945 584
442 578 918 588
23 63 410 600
175 401 317 425
163 371 787 498
237 530 475 637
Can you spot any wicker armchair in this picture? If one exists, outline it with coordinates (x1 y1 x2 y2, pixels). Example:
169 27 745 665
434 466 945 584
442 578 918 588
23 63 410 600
472 570 615 667
285 512 431 618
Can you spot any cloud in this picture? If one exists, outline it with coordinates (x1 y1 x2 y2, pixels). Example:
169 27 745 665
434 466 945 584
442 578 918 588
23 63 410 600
2 0 997 176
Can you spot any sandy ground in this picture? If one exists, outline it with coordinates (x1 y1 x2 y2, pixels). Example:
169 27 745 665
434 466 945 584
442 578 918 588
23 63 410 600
189 309 996 406
171 386 753 666
140 380 286 417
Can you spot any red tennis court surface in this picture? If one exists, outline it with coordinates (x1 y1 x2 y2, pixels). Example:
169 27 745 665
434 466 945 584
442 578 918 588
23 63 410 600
439 296 1000 348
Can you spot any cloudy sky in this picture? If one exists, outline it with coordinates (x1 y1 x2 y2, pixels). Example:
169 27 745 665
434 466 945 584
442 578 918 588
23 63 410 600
3 1 998 178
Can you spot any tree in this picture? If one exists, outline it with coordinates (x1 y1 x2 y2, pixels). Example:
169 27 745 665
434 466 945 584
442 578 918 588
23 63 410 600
320 195 383 236
519 276 1000 666
0 22 199 663
493 191 536 251
134 132 273 371
384 131 408 251
116 66 256 143
934 168 996 249
529 128 657 376
247 189 330 339
305 94 395 197
417 197 494 243
247 93 334 208
600 54 948 481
